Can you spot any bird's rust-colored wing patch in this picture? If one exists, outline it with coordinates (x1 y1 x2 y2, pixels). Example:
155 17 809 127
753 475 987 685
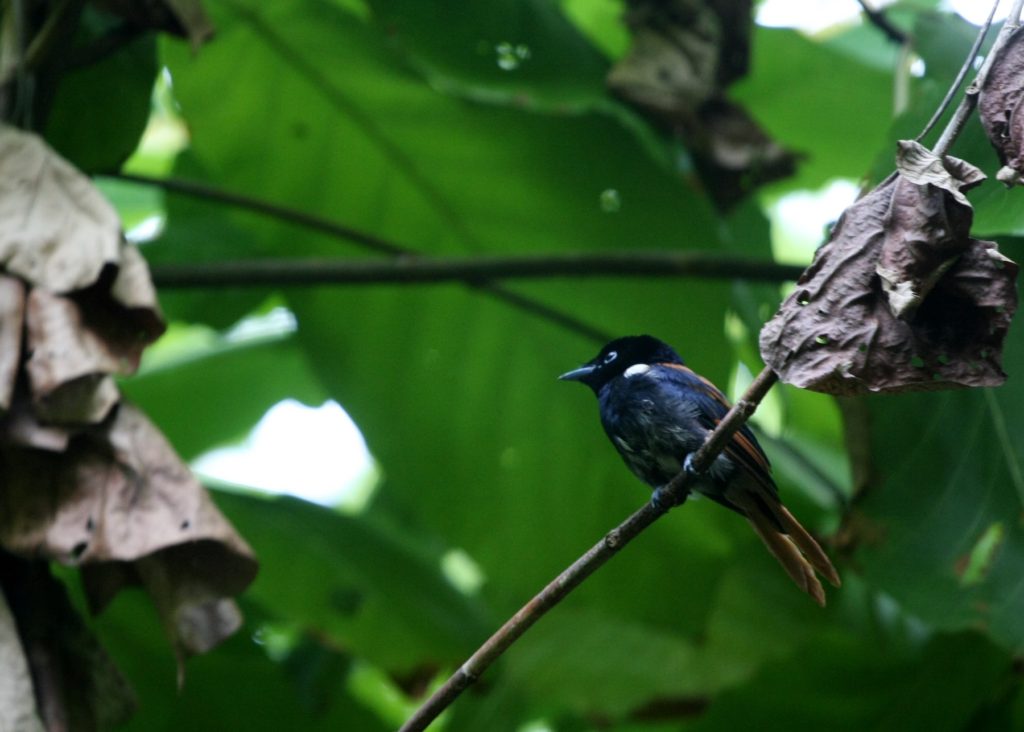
656 361 773 477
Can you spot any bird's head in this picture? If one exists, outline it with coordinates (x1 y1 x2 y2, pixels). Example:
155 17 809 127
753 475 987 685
558 335 683 393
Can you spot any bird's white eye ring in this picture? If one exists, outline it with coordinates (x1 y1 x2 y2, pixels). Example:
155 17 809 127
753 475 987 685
603 351 618 364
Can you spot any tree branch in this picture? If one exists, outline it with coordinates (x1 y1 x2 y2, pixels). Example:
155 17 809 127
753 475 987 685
398 367 779 732
917 0 1000 144
933 0 1024 156
111 172 404 255
148 252 804 288
855 0 909 45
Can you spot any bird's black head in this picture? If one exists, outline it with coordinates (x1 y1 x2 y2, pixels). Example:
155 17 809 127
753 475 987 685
559 335 683 393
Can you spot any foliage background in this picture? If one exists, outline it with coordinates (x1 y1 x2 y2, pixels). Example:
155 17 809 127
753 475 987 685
27 0 1024 729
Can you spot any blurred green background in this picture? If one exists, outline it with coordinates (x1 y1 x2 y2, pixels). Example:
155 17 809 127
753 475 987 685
28 0 1024 729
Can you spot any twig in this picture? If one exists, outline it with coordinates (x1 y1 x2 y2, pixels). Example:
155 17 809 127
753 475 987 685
110 172 619 343
933 0 1023 156
148 253 804 288
111 172 403 256
398 368 779 732
856 0 909 45
916 0 1000 143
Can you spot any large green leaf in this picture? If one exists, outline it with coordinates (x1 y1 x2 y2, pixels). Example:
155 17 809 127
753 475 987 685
93 592 389 732
44 9 157 173
212 491 492 671
853 329 1024 651
731 27 894 191
683 629 1011 731
156 0 762 634
120 328 328 460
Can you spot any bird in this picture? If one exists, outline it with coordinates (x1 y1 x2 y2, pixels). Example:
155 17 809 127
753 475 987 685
559 334 840 606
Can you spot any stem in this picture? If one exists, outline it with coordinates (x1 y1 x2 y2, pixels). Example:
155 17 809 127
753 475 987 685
112 173 403 256
148 253 803 288
398 367 779 732
916 0 1000 144
933 0 1023 156
856 0 909 45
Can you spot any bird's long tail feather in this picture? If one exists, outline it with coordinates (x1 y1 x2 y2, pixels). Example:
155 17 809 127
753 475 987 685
729 488 840 607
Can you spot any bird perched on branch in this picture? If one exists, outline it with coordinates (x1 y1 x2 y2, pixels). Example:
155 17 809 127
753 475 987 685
560 335 840 605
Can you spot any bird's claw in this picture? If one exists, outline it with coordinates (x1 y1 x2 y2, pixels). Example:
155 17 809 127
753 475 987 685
651 485 687 510
683 453 701 477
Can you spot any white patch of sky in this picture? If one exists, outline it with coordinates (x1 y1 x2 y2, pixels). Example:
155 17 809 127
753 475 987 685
193 398 377 509
768 179 860 263
757 0 1005 31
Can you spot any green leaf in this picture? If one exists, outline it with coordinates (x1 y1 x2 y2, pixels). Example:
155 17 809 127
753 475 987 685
853 327 1024 651
120 328 328 460
731 27 894 190
684 629 1010 731
94 591 389 731
44 11 157 173
156 0 758 637
211 490 492 671
365 0 612 112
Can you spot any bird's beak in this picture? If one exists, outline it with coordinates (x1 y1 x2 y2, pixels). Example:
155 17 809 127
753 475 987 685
558 364 596 382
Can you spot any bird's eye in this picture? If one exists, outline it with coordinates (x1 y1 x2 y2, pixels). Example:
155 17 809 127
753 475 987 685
603 351 618 364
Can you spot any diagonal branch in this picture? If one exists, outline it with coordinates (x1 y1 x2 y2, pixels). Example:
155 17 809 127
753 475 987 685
147 252 804 288
398 367 779 732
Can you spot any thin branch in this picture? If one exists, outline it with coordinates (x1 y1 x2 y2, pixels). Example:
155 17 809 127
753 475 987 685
111 172 403 255
398 367 779 732
148 253 804 289
933 0 1023 156
916 0 1000 143
856 0 909 45
110 172 613 344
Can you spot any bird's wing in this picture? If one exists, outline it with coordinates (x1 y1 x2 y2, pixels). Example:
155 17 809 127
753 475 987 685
654 362 776 494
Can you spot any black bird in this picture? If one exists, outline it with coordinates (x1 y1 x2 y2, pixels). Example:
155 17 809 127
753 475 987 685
560 335 840 605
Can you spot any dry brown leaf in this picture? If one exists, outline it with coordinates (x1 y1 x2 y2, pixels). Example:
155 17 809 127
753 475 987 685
876 142 986 318
760 149 1018 395
25 289 129 424
5 390 73 451
0 274 25 411
979 26 1024 186
607 0 796 208
0 126 121 293
0 591 46 732
0 403 256 657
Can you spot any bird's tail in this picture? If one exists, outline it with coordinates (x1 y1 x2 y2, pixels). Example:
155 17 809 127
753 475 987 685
730 489 841 607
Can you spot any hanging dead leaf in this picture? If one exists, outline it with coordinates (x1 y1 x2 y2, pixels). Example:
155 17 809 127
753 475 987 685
0 590 46 732
607 0 797 208
0 275 25 412
0 126 121 293
25 289 134 424
876 141 986 319
979 25 1024 186
760 143 1018 394
0 403 257 657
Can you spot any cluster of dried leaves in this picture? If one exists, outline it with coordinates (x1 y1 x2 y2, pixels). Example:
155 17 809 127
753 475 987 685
0 126 255 729
760 27 1024 395
608 0 798 209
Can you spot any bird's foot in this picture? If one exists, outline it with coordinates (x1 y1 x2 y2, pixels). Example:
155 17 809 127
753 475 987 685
651 485 687 510
683 453 701 477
